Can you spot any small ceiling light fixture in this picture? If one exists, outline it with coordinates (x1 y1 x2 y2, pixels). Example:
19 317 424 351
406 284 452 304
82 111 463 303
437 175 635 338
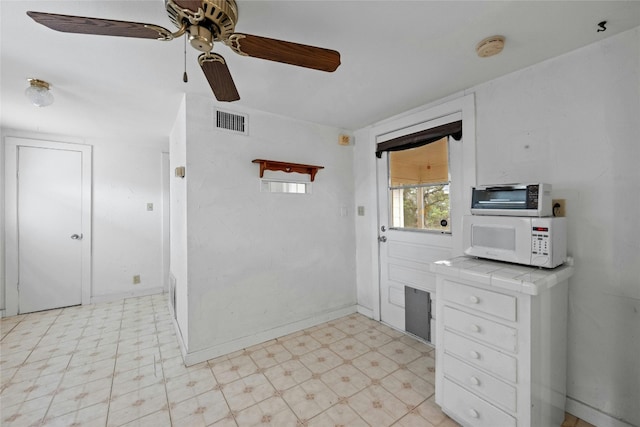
476 35 505 58
25 78 54 107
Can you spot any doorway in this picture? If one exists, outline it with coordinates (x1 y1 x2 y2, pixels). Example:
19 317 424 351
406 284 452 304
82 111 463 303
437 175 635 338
5 137 92 315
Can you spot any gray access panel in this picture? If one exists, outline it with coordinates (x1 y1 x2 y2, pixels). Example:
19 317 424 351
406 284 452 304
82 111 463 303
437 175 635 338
405 286 431 342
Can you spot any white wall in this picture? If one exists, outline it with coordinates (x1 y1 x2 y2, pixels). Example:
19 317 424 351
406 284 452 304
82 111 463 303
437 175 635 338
354 27 640 427
353 127 376 316
0 133 5 313
471 27 640 427
177 94 356 361
91 138 166 300
169 95 189 345
2 129 168 310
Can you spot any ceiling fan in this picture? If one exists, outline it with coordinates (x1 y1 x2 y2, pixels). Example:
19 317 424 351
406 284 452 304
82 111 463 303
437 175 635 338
26 0 341 102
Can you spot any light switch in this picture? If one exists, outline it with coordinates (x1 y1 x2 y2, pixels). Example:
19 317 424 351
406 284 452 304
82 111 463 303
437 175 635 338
357 206 365 216
147 203 153 211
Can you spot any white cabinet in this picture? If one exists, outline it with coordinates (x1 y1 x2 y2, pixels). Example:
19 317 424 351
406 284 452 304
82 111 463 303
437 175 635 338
432 257 574 427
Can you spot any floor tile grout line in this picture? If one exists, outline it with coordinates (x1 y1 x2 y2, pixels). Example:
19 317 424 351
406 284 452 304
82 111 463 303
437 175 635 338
0 320 21 342
154 301 179 427
103 297 126 427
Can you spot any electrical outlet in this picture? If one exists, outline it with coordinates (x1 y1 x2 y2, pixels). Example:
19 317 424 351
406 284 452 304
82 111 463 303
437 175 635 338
552 199 566 217
133 275 141 284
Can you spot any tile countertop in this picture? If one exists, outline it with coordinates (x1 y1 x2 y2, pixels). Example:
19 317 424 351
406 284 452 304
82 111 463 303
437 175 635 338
430 256 575 296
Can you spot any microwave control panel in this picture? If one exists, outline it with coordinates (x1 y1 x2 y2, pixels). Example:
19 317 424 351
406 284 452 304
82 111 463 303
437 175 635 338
526 184 540 209
532 226 550 256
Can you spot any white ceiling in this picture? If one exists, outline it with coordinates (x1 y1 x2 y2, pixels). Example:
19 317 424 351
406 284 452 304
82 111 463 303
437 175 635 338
2 1 640 141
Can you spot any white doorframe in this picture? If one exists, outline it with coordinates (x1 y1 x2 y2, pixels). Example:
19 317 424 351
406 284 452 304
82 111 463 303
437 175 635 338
161 151 170 293
4 137 92 316
368 94 476 321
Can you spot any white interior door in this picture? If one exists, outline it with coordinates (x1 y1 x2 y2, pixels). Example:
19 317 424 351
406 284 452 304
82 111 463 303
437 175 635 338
18 146 83 313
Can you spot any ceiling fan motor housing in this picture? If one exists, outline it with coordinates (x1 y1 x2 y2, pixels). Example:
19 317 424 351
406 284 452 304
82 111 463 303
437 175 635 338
166 0 238 45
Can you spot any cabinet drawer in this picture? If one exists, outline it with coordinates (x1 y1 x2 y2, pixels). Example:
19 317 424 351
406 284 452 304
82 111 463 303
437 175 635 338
442 280 516 321
443 306 517 352
443 331 517 383
443 354 516 412
443 378 516 427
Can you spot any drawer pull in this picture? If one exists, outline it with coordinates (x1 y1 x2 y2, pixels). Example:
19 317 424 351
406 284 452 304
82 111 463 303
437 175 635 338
469 324 481 333
467 295 480 304
468 408 479 418
469 376 480 386
469 350 480 359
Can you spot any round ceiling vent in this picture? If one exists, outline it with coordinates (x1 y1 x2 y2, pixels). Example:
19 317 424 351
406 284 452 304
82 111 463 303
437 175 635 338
476 35 505 58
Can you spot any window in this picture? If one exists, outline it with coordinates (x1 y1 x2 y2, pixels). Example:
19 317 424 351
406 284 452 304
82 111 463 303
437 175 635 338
260 179 311 194
389 137 451 232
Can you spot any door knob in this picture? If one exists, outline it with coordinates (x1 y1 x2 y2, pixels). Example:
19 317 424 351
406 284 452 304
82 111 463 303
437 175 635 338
378 236 387 243
70 234 83 240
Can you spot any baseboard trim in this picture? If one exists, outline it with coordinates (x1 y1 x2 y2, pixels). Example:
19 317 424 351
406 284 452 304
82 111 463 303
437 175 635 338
566 397 635 427
170 314 189 363
90 287 164 305
182 304 358 366
356 305 374 319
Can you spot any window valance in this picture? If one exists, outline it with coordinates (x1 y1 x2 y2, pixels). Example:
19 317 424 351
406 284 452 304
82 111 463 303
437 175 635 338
375 120 462 158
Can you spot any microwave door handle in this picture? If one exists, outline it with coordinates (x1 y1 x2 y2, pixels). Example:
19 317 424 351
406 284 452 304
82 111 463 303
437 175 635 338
483 185 526 191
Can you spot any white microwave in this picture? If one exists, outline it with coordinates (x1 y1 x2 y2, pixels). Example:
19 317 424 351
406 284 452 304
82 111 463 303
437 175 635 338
463 215 567 268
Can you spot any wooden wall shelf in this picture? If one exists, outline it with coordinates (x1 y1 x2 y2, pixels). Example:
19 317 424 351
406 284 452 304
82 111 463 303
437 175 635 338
252 159 324 182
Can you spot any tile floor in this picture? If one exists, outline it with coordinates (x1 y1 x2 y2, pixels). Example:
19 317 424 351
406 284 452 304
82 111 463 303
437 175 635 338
1 294 593 427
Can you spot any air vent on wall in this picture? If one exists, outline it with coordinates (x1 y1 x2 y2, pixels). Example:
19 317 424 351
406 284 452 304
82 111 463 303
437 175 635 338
215 109 248 134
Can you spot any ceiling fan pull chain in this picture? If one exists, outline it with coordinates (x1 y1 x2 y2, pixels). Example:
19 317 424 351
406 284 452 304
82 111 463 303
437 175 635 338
183 34 188 83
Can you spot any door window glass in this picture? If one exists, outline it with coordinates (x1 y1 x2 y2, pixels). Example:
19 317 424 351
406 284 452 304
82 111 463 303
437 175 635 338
389 137 451 232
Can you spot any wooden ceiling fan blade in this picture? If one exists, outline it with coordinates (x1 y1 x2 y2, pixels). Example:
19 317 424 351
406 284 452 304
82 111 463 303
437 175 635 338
228 33 340 72
27 11 173 39
172 1 203 13
199 53 240 102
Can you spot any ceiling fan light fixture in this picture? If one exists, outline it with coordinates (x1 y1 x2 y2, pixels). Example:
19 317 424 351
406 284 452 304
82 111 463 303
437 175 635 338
25 78 54 107
476 35 505 58
189 25 214 52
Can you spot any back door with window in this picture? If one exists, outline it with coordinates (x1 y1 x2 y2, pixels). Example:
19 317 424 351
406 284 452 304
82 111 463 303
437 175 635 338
376 118 463 336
